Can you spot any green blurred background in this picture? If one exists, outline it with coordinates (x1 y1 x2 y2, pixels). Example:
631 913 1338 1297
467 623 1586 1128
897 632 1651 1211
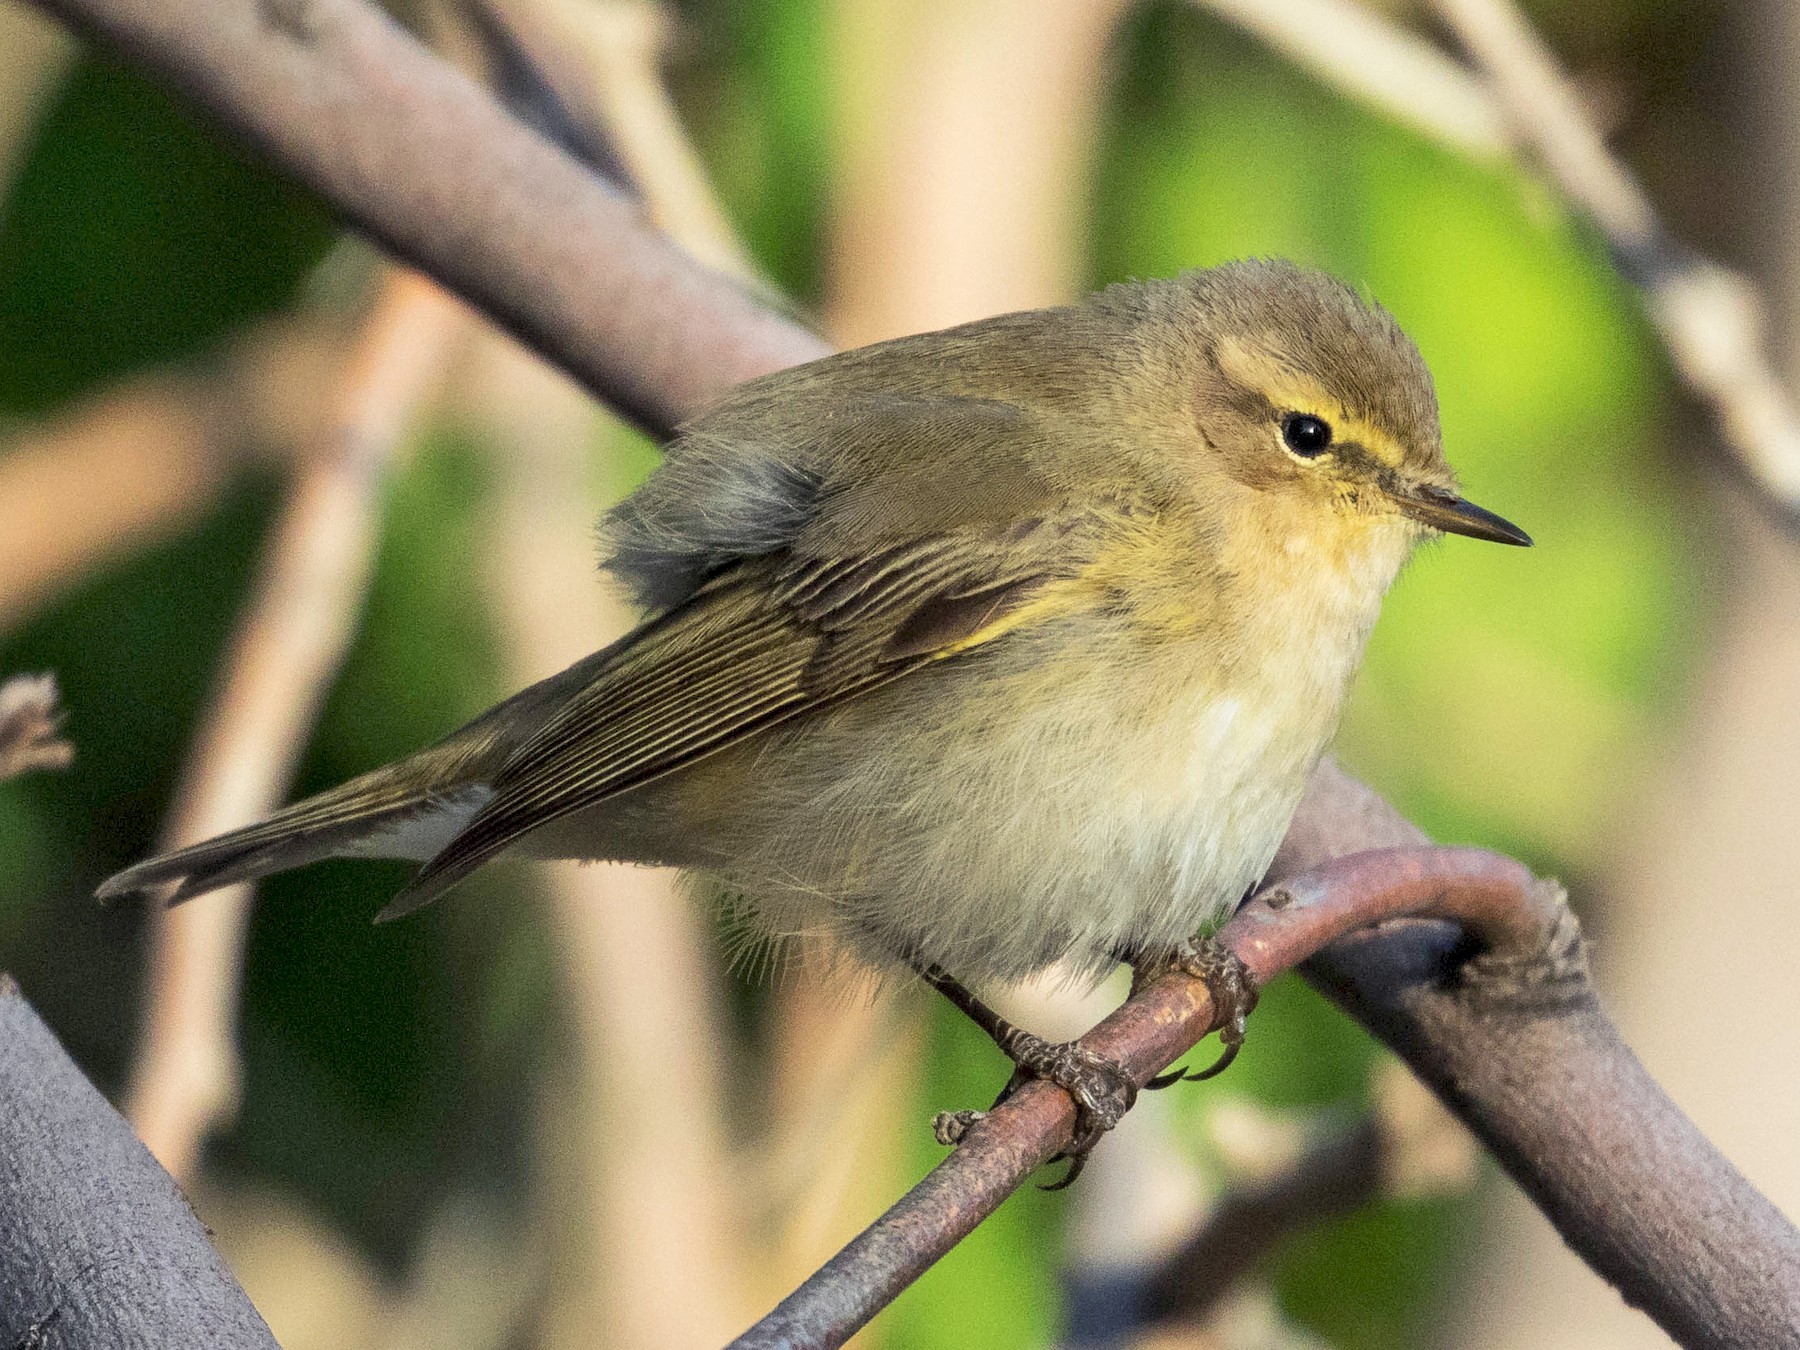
0 0 1741 1345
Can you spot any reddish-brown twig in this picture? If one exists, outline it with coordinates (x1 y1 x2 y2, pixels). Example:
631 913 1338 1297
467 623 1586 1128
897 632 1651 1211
19 3 1800 1343
727 846 1564 1350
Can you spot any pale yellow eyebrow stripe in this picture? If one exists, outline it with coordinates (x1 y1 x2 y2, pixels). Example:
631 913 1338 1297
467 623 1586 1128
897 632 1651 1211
1213 335 1409 469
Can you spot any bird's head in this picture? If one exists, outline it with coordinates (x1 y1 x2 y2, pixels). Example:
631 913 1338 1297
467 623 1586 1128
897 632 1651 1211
1164 260 1530 552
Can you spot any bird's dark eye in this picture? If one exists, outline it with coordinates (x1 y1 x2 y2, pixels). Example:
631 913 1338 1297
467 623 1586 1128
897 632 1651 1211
1281 412 1333 457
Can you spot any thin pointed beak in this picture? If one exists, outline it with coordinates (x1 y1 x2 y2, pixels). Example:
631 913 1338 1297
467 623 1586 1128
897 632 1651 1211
1391 485 1532 546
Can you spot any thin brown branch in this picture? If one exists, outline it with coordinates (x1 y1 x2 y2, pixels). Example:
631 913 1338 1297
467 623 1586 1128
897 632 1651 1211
1205 0 1800 510
471 330 751 1349
17 0 1800 1343
0 673 72 780
0 976 280 1347
1285 767 1800 1350
450 10 754 1340
27 0 824 432
126 269 468 1184
471 0 760 283
1426 0 1800 504
728 847 1577 1349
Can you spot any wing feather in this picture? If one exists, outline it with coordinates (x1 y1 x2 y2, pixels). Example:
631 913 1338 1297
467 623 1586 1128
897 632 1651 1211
379 534 1070 919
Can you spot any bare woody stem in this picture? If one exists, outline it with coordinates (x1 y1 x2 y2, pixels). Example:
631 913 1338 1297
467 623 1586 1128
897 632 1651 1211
1429 0 1800 507
16 0 1800 1347
28 0 824 432
0 976 278 1347
1198 0 1800 513
726 846 1572 1350
734 844 1800 1350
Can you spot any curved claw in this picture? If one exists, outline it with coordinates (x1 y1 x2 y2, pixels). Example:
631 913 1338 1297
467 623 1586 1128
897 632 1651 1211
1125 934 1262 1088
1180 1023 1244 1082
1039 1152 1089 1191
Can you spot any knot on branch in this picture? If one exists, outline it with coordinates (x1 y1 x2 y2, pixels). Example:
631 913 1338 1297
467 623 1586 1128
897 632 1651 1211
0 674 72 782
1456 883 1593 1015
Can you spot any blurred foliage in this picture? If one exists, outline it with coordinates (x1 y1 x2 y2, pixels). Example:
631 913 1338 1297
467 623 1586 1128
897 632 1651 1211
0 1 1720 1347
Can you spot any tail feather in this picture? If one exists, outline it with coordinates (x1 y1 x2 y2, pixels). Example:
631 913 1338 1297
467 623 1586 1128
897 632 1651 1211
95 774 492 905
96 642 624 909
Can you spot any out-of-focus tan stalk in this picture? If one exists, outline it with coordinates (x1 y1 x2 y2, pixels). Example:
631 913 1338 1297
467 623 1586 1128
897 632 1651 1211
1431 0 1800 507
445 5 751 1343
0 3 336 636
500 0 759 283
747 0 1136 1314
829 0 1130 345
0 324 341 633
1191 0 1508 160
468 333 747 1350
0 0 74 198
126 270 468 1184
1201 0 1800 515
1447 5 1800 1345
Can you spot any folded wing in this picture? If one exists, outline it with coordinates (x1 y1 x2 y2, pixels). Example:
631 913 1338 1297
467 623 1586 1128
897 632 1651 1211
379 526 1075 919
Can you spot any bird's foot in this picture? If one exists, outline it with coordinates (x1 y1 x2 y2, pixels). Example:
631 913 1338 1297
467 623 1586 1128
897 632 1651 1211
915 963 1134 1186
1004 1033 1138 1188
1133 934 1259 1088
932 1034 1136 1188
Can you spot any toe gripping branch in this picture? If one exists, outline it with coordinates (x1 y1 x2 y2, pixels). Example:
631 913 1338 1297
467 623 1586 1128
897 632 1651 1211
923 847 1570 1188
921 934 1264 1189
730 847 1574 1350
1136 934 1259 1089
917 966 1143 1188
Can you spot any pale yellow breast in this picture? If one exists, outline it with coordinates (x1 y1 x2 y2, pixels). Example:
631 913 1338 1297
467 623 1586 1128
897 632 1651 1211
641 508 1418 984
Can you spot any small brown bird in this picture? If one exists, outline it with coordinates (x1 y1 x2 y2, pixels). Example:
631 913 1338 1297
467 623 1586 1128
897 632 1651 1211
102 260 1527 1170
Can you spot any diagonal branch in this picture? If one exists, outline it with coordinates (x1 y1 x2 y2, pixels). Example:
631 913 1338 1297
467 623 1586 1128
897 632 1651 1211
727 847 1564 1349
28 0 824 432
1425 0 1800 507
1200 0 1800 515
733 843 1800 1350
0 976 279 1347
17 0 1800 1346
1192 0 1509 160
0 319 343 633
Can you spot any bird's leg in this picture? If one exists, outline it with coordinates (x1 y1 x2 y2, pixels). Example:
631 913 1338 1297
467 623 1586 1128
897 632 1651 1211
915 963 1135 1188
1128 934 1259 1087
